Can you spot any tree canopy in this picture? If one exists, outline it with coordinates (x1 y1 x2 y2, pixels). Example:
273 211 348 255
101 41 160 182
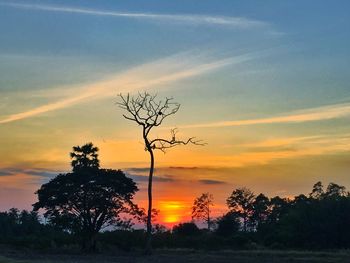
33 143 139 251
226 187 255 232
192 193 214 230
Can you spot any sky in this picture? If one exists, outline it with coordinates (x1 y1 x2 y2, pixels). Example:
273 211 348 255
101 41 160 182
0 0 350 227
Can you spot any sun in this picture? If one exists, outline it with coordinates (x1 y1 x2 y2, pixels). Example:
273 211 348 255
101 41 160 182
163 215 180 224
158 201 189 226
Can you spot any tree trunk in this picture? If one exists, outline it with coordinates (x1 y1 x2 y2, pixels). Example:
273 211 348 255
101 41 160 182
145 148 154 254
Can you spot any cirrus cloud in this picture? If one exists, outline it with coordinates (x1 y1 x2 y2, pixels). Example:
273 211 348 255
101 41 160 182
1 2 269 29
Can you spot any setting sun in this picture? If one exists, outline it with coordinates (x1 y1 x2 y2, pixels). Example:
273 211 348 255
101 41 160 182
158 201 190 226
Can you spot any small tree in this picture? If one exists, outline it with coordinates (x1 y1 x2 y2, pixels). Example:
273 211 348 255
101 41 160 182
117 92 203 253
226 187 255 232
33 143 140 251
192 193 214 230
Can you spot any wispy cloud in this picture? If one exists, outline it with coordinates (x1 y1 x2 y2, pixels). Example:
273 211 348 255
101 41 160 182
1 2 268 29
0 51 256 124
127 173 175 183
213 134 350 167
198 179 227 185
0 167 59 178
236 136 323 149
179 103 350 129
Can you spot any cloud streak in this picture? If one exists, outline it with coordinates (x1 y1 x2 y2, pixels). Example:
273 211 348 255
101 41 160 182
1 2 268 29
0 167 59 178
210 133 350 167
179 103 350 129
198 179 227 185
0 51 256 124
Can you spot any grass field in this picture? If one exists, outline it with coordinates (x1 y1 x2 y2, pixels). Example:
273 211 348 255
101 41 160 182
0 249 349 263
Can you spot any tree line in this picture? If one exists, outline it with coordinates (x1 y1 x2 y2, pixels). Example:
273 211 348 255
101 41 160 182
191 181 350 249
1 142 350 252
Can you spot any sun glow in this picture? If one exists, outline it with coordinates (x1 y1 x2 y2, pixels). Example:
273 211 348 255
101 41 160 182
158 201 190 226
163 215 180 224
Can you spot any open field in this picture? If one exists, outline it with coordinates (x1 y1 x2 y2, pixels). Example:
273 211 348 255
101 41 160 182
0 249 350 263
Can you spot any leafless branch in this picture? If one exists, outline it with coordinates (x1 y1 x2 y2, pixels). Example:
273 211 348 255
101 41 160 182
117 93 203 152
150 128 206 153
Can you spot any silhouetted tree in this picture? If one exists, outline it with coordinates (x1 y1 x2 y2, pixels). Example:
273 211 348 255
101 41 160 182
0 208 43 238
117 92 203 254
273 196 290 219
192 193 214 230
251 193 270 230
226 188 255 231
309 181 324 200
70 142 99 172
270 182 350 249
215 211 240 237
33 143 139 252
325 182 348 198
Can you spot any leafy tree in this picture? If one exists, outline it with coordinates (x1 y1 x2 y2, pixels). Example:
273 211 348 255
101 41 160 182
309 182 348 200
215 211 240 237
251 193 270 230
309 181 324 199
70 142 99 172
325 182 348 198
226 188 255 231
266 196 290 224
117 92 203 253
33 143 139 252
192 193 214 230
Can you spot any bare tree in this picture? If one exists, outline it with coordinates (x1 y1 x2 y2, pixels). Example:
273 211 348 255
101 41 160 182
117 92 203 254
192 192 214 230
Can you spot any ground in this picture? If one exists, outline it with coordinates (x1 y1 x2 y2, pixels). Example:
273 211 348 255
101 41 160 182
0 248 349 263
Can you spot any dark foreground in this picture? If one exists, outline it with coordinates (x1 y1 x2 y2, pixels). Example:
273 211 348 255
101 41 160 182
0 248 349 263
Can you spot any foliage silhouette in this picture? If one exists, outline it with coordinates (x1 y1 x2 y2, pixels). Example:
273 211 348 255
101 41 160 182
226 187 255 232
192 192 214 230
70 142 99 172
0 208 71 249
33 143 140 252
251 193 270 230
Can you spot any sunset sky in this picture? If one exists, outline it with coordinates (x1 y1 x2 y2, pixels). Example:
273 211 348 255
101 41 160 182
0 0 350 227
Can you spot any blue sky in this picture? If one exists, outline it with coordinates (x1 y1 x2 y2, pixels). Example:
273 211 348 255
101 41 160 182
0 0 350 220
